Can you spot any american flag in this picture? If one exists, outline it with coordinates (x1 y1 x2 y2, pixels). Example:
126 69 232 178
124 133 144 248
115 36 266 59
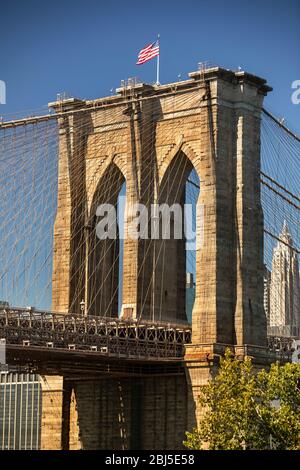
136 40 159 65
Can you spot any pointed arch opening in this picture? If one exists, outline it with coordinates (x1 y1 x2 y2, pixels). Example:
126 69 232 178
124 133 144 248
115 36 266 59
154 150 200 323
87 162 125 317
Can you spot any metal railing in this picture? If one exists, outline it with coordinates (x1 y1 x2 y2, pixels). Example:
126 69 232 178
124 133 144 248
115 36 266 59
1 307 296 362
0 308 192 361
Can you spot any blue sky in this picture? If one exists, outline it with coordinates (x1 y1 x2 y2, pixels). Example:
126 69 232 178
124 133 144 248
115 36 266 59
1 0 299 132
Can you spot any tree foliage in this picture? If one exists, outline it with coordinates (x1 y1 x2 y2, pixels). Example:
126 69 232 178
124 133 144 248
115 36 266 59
184 350 300 450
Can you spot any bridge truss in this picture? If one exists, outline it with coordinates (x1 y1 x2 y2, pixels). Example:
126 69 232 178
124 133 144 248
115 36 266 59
0 308 192 375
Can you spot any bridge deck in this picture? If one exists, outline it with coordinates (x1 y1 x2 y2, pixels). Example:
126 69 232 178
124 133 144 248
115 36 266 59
0 308 192 375
0 308 294 376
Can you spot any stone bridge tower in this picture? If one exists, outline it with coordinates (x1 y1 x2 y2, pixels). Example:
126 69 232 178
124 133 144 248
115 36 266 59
43 67 272 449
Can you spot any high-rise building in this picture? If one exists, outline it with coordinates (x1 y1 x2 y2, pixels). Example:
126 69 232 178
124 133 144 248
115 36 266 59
186 272 195 323
0 369 41 450
263 265 271 325
269 221 300 332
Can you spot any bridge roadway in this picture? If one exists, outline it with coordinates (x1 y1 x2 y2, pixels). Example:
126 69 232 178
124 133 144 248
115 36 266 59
0 308 294 377
0 308 192 377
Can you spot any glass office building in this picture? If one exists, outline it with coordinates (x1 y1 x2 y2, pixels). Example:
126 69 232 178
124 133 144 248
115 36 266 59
0 370 41 450
186 273 195 323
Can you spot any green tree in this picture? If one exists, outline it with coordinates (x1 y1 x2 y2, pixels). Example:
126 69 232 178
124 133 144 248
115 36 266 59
184 350 300 450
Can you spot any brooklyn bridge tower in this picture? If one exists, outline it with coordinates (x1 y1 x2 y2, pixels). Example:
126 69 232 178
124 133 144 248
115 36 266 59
42 66 273 449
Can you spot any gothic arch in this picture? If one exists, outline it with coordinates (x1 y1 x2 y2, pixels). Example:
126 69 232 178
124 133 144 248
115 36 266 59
87 162 125 317
153 149 201 323
158 142 202 187
87 154 126 215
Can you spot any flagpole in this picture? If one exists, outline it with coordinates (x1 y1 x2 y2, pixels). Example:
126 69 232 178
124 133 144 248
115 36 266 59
156 34 160 85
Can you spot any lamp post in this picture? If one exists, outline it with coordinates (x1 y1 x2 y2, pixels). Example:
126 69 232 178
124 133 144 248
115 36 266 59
80 299 85 316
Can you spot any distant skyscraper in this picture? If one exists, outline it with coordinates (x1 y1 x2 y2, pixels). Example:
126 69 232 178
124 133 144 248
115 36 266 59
0 370 41 450
186 272 195 323
263 265 271 325
269 222 300 331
